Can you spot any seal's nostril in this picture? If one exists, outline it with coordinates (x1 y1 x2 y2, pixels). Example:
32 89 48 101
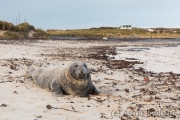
80 70 85 75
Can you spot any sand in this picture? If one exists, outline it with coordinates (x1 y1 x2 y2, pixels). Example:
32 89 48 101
0 39 180 120
0 31 5 37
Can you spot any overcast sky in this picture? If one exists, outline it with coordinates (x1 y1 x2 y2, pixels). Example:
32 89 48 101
0 0 180 30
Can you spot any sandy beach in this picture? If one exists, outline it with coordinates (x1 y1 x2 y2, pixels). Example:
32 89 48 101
0 39 180 120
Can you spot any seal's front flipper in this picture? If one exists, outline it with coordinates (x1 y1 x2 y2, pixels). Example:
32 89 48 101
51 79 64 97
52 91 64 97
89 87 100 95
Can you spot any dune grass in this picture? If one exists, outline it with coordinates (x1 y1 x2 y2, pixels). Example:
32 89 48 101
3 31 25 39
0 20 35 32
47 28 149 38
0 20 50 39
1 19 180 39
47 28 180 38
33 28 50 38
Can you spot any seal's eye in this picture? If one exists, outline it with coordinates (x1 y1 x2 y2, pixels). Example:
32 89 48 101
75 65 78 67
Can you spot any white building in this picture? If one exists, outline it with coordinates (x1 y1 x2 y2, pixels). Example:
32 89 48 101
147 29 154 32
120 25 132 29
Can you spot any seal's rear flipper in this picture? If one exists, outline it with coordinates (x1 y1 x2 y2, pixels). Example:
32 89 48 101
25 67 35 79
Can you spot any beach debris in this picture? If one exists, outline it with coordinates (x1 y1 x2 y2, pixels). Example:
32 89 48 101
1 64 7 66
70 105 75 110
115 89 120 91
10 65 16 70
16 80 24 83
104 78 116 80
88 96 107 103
8 71 12 74
144 77 149 83
143 96 154 102
46 104 81 113
121 113 139 120
147 108 156 116
0 80 13 83
121 114 130 120
46 104 52 109
24 85 30 89
35 115 42 118
107 60 143 69
124 88 129 93
86 105 90 107
13 91 18 94
100 113 106 118
0 104 8 107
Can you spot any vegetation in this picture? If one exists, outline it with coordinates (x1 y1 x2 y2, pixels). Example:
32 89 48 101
1 19 180 39
46 28 137 38
0 20 34 32
16 22 35 32
47 27 180 38
0 20 49 39
3 31 25 39
33 28 50 38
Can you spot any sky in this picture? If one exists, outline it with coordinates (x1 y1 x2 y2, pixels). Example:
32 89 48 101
0 0 180 30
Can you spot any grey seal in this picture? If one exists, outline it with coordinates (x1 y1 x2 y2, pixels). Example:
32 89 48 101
26 61 99 97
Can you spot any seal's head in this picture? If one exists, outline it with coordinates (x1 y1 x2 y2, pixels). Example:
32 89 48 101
69 61 90 80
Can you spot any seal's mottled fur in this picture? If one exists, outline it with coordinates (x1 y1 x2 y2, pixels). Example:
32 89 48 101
27 61 99 97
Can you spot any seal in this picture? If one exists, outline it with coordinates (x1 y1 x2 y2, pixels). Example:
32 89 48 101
26 61 99 97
